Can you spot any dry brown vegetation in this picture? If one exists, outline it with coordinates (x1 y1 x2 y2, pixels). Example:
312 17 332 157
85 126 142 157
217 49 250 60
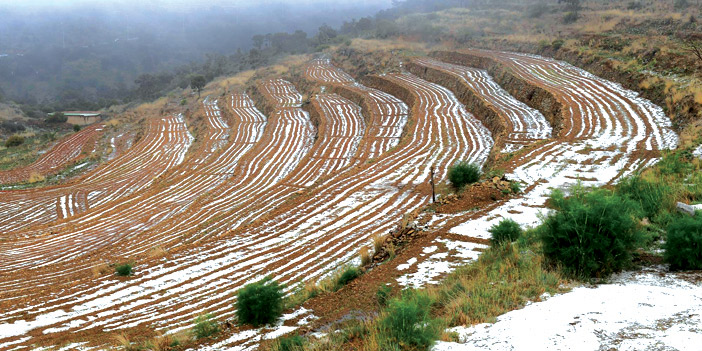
383 0 702 142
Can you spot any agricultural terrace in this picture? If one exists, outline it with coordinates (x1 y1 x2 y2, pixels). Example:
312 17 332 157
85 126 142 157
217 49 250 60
0 49 679 350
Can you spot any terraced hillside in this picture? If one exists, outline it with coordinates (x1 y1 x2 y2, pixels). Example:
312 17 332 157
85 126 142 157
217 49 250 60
0 49 678 350
0 124 105 185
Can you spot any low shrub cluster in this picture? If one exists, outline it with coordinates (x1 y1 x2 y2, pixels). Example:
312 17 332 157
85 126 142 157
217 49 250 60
509 181 521 194
665 215 702 270
5 135 24 148
46 112 67 124
272 335 305 351
489 219 523 245
193 313 219 339
376 285 392 307
375 290 441 351
657 150 694 177
336 266 361 288
114 262 133 276
235 276 284 327
539 187 643 278
616 175 674 220
448 161 481 189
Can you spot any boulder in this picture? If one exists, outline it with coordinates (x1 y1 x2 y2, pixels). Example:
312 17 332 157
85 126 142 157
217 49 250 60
677 202 696 216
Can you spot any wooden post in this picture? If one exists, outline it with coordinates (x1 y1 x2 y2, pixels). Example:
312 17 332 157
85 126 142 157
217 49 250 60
430 165 436 203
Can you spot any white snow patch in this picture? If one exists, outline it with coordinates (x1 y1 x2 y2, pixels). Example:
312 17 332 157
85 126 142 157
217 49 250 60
694 144 702 158
433 267 702 351
397 238 487 289
397 257 418 270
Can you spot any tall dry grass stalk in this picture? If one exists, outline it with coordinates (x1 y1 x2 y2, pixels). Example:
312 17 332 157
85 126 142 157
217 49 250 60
149 246 168 258
360 246 371 266
372 234 386 254
91 261 111 278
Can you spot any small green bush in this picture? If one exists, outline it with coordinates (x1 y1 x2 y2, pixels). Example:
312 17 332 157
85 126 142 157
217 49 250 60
448 161 481 189
538 39 551 51
180 98 187 106
376 285 392 306
115 262 133 276
235 276 284 326
510 181 521 194
562 11 578 24
540 187 643 278
657 151 693 177
664 216 702 270
336 266 361 289
377 290 441 350
551 39 565 50
616 176 674 219
73 124 81 132
5 135 25 148
489 219 523 245
193 313 219 339
274 335 305 351
46 112 67 124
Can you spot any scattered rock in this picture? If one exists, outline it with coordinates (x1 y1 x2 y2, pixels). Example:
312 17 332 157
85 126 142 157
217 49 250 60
677 202 696 216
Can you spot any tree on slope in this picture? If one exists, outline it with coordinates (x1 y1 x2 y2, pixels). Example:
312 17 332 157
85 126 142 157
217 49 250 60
190 75 206 98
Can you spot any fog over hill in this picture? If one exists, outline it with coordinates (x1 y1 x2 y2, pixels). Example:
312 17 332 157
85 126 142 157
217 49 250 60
0 0 391 107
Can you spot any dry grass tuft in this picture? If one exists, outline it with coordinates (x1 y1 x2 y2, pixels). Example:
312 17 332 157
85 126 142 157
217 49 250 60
105 119 121 127
360 246 371 266
91 261 111 278
133 97 168 115
372 234 386 254
349 38 426 52
113 333 137 351
149 246 168 258
27 172 45 183
144 331 178 351
214 70 256 90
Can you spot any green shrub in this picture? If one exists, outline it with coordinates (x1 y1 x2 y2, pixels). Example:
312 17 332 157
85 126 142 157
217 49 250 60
540 187 643 278
616 176 674 219
489 219 523 245
657 151 693 177
73 124 81 132
664 216 702 270
377 290 441 350
193 313 219 339
538 39 551 51
180 98 187 106
235 276 284 326
551 39 565 50
448 161 481 189
115 262 133 276
46 112 67 124
376 285 392 306
563 11 578 24
5 135 25 148
273 335 305 351
510 181 521 194
336 266 361 289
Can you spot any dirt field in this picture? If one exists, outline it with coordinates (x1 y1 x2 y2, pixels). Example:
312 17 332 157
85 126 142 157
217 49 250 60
0 46 683 350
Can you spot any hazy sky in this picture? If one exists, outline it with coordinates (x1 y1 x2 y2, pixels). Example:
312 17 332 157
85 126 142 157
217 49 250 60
0 0 393 10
